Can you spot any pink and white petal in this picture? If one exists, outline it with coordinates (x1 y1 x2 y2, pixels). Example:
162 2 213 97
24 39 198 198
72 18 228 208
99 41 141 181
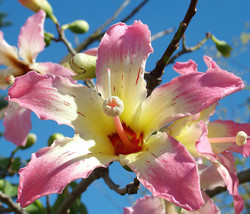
29 62 75 82
17 135 117 207
84 47 98 56
182 191 221 214
120 132 204 211
198 164 225 190
124 195 166 214
18 10 46 64
140 66 244 135
195 122 217 161
3 102 31 147
214 152 244 214
208 120 250 156
96 21 153 126
203 56 220 69
173 59 198 75
9 71 116 147
0 31 28 76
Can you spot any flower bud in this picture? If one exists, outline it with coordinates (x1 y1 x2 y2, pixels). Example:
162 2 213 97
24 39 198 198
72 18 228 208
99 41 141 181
44 32 54 47
20 133 37 150
18 0 57 23
211 35 232 57
69 53 96 80
48 133 64 146
62 20 89 34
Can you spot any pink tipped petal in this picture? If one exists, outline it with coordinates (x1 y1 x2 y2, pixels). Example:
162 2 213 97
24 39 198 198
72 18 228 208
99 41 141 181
123 195 166 214
196 122 217 161
120 132 204 211
30 62 75 82
208 120 250 156
203 55 220 69
18 10 46 63
215 152 244 214
3 102 31 147
9 71 115 145
17 135 116 207
83 47 98 56
198 164 225 190
140 65 244 135
173 59 198 75
182 191 221 214
96 21 153 124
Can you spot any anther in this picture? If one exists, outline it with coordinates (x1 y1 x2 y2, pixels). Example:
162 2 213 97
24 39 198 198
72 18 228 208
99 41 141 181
103 96 124 117
236 131 248 146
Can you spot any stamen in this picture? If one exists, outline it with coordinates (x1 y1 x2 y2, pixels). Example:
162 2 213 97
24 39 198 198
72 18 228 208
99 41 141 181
209 131 249 146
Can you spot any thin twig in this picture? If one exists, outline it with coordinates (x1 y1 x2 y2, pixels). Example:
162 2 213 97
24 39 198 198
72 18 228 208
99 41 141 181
146 0 198 95
55 167 108 214
102 169 140 195
205 168 250 198
0 191 27 214
151 28 175 41
46 195 51 214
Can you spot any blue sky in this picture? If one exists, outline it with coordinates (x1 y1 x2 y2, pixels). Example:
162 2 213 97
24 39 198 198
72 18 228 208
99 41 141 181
1 0 250 213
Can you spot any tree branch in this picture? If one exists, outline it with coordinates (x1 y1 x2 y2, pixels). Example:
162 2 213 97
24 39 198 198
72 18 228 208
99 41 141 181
55 167 107 214
146 0 198 95
151 28 175 41
205 168 250 198
0 191 27 214
102 169 140 195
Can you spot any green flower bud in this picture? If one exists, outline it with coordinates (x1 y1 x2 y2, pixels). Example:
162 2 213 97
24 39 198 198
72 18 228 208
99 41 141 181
62 20 89 34
20 133 37 150
44 32 54 47
69 53 97 80
48 133 64 146
211 35 232 57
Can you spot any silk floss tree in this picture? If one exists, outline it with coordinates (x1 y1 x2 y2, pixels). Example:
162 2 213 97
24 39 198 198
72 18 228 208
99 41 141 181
8 21 247 211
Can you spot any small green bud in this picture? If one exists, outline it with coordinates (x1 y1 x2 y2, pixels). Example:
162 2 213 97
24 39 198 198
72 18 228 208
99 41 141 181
211 35 232 57
62 20 89 34
20 133 37 150
48 133 64 146
69 53 97 80
44 32 54 47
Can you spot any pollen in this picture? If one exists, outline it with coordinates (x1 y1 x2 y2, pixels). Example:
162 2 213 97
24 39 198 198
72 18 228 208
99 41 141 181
103 96 124 117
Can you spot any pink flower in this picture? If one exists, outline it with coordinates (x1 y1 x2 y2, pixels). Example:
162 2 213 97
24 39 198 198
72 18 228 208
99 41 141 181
0 10 74 146
9 21 244 210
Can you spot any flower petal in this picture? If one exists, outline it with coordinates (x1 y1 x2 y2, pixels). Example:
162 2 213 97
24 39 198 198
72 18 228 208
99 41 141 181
3 102 31 147
140 65 244 135
208 120 250 156
182 191 221 214
215 152 244 214
29 62 75 82
173 59 198 75
9 71 116 146
123 195 167 214
17 135 116 207
96 21 153 125
120 132 204 211
18 10 46 64
0 31 28 76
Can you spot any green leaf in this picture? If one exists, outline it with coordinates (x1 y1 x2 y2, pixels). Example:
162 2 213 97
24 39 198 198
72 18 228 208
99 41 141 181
0 179 18 197
25 200 46 214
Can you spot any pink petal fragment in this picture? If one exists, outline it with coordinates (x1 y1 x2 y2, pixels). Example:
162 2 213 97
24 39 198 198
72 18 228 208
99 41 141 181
173 59 198 75
182 191 221 214
120 132 204 211
3 102 31 147
208 120 250 156
18 10 46 64
17 135 116 207
141 64 244 135
215 152 244 214
9 71 115 145
203 55 220 69
30 62 75 82
96 21 153 126
123 195 166 214
83 47 98 56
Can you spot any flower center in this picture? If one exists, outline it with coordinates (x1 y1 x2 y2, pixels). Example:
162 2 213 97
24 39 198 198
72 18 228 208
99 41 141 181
209 131 249 146
103 68 143 155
